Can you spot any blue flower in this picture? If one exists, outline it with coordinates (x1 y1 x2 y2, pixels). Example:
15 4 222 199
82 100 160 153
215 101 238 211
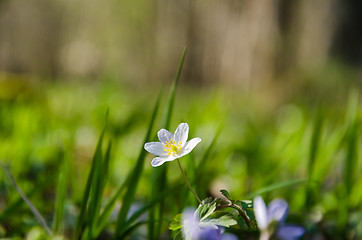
253 196 305 240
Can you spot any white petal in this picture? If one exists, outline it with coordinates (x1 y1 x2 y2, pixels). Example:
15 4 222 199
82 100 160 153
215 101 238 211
253 196 268 230
178 138 201 157
144 142 168 157
158 129 174 143
174 123 189 146
151 156 176 167
151 157 167 167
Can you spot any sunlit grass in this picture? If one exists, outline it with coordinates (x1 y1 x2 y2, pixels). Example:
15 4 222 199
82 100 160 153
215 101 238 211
0 61 361 238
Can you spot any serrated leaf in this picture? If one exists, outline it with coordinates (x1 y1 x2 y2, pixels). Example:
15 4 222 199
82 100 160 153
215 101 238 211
198 222 219 229
201 211 237 228
197 202 216 220
201 197 215 204
169 214 182 231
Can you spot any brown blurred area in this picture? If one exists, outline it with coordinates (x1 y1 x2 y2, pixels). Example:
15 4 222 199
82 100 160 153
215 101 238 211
0 0 361 89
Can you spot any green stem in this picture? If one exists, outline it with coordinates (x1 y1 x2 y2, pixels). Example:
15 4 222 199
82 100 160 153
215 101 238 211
176 159 201 204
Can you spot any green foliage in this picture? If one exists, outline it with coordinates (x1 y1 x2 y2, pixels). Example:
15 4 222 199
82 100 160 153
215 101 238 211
73 116 110 239
0 164 52 237
52 149 69 234
220 189 231 199
169 214 182 231
0 55 361 239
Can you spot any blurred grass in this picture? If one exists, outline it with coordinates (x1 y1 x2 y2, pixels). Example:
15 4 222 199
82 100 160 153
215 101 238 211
0 72 361 238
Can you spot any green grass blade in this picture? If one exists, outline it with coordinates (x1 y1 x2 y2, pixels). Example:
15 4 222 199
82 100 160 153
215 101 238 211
344 90 359 197
121 183 183 238
74 118 107 239
94 176 130 237
0 163 53 237
344 117 358 195
88 141 112 238
52 150 70 234
338 90 359 232
246 179 307 199
194 127 221 200
305 112 323 207
114 91 161 239
120 221 150 238
149 47 186 240
196 126 221 175
101 141 112 191
163 47 186 129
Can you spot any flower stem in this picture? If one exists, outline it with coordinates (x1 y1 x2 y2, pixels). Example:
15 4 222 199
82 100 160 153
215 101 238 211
176 159 201 204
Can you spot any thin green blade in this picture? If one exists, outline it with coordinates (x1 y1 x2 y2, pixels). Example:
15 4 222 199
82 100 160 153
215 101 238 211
52 149 70 234
246 179 307 199
114 91 161 238
74 116 107 239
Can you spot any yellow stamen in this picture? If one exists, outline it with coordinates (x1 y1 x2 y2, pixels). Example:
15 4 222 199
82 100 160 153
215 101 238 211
164 139 182 156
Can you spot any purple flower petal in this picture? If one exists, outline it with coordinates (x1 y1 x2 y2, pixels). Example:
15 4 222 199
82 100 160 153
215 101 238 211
199 228 221 240
182 208 201 240
277 225 305 240
221 233 239 240
267 199 289 223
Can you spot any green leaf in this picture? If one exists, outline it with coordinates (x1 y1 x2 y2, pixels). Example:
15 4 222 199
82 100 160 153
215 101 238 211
201 211 237 228
240 200 253 209
197 202 216 220
169 214 182 231
220 189 231 199
201 197 215 204
238 200 256 225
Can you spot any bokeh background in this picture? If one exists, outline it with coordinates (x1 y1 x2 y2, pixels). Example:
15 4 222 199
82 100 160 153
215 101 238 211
0 0 362 239
1 0 362 88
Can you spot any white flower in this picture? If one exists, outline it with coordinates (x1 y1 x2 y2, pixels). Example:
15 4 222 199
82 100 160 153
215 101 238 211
144 123 201 167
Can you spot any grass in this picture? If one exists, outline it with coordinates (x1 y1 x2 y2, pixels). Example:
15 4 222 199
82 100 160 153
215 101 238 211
0 62 361 239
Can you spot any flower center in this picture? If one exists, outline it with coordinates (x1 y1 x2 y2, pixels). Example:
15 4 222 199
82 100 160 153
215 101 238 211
164 139 182 156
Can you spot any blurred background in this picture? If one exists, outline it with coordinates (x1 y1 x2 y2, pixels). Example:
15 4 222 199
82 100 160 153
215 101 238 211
1 0 362 238
0 0 361 89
